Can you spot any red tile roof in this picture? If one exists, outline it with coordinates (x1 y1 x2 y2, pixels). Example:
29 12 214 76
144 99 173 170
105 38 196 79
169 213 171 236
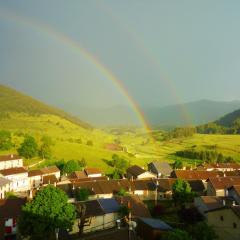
0 198 26 218
208 177 240 190
172 170 223 180
0 167 27 176
41 166 60 175
127 165 146 178
69 171 87 179
84 168 102 176
205 163 240 169
116 195 151 218
0 154 22 162
28 169 43 177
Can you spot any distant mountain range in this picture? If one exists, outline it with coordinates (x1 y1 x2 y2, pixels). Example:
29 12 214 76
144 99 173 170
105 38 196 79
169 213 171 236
67 100 240 128
1 84 239 129
144 99 240 127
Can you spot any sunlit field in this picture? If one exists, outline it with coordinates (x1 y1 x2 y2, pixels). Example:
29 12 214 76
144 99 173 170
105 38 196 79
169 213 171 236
1 113 240 174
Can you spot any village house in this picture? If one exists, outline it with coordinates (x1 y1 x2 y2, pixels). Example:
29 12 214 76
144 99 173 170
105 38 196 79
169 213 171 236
206 205 240 240
84 168 103 178
171 170 223 181
171 170 223 190
0 167 29 192
72 198 120 234
40 165 61 179
207 177 240 196
73 179 132 200
227 185 240 205
42 174 58 186
126 165 156 180
0 198 26 240
188 179 206 196
28 169 43 188
194 196 233 216
115 195 151 218
0 177 12 199
204 163 240 172
0 154 23 171
69 170 87 179
148 161 172 178
157 178 176 199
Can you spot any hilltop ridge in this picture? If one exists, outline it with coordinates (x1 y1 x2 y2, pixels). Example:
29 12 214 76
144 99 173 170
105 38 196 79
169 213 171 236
0 84 91 129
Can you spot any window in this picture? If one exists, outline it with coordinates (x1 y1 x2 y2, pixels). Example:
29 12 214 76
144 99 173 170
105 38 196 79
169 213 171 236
233 222 237 229
220 216 224 221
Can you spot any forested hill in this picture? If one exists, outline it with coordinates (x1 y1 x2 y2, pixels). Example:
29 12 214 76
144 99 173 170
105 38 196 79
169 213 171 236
197 108 240 134
216 109 240 127
0 84 91 129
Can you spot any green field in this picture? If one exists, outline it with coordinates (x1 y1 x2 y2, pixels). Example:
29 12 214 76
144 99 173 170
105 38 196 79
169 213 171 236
1 113 240 174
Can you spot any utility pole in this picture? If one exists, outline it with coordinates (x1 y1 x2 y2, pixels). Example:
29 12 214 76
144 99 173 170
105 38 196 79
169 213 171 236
155 180 159 205
128 200 131 240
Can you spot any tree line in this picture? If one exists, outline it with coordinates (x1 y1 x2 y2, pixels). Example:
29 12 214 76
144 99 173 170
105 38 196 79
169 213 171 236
163 127 196 140
175 149 235 163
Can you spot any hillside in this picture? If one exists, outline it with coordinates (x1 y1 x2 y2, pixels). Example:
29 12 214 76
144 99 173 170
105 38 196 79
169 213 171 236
0 85 91 129
216 109 240 127
197 108 240 134
0 85 162 172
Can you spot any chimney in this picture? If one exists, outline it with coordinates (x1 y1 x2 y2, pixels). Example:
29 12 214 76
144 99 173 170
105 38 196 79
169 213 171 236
29 189 33 199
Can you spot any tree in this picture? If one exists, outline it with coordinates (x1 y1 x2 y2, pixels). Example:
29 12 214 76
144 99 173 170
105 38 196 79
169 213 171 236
173 159 183 170
117 187 128 196
111 154 128 178
86 140 93 146
163 229 193 240
75 188 89 201
18 185 76 240
0 130 12 150
39 135 54 160
172 179 194 208
118 205 130 219
62 159 84 175
17 135 38 159
189 221 218 240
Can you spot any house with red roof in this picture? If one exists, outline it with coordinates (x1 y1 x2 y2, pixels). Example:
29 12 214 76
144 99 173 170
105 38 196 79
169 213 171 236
0 154 23 171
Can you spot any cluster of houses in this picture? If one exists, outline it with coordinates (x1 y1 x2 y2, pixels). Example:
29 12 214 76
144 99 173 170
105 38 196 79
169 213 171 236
1 154 240 239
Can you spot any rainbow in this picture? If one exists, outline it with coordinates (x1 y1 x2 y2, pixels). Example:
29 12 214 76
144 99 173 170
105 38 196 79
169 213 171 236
0 7 155 133
96 1 192 125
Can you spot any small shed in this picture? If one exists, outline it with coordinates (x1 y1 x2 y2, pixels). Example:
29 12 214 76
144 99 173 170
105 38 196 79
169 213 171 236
137 217 172 240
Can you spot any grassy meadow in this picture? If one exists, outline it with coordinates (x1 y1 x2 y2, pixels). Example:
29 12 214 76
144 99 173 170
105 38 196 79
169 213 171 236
1 113 240 174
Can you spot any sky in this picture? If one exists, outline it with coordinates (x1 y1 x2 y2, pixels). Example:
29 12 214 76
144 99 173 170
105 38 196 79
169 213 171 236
0 0 240 115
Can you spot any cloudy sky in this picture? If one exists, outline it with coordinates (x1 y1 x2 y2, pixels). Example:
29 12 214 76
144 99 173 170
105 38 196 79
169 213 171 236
0 0 240 113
